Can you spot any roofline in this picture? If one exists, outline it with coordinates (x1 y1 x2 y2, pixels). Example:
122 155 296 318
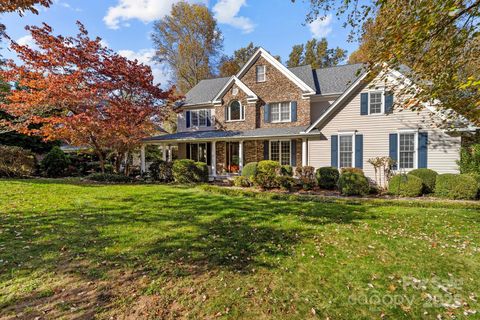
236 47 316 94
142 131 321 144
212 76 258 104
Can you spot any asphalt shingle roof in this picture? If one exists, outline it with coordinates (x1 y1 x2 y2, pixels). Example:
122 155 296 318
314 63 365 95
144 126 320 142
184 77 230 105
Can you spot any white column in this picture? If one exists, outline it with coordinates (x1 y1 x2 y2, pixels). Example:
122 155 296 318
140 144 146 174
211 141 217 177
167 145 172 162
162 144 167 161
302 138 308 166
239 141 244 172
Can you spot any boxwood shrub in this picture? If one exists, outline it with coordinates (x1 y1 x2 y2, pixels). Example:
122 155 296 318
388 174 424 197
172 159 198 183
233 176 250 187
435 174 479 200
252 160 281 189
408 168 438 193
149 160 174 182
315 166 340 190
241 162 257 178
41 146 70 177
275 175 296 191
194 162 209 182
338 171 369 196
280 165 293 176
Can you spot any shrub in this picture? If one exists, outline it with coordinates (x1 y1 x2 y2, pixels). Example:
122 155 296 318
233 176 251 187
149 160 173 182
194 162 209 182
388 174 424 197
338 172 369 196
316 166 340 190
86 173 133 183
408 168 438 193
340 167 364 175
435 174 479 200
40 146 70 177
0 145 36 177
252 160 281 189
458 144 480 174
172 159 198 183
280 165 293 176
275 176 296 191
241 162 257 178
295 166 316 190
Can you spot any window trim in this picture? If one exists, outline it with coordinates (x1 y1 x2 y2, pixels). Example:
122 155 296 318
226 100 245 122
256 65 266 83
367 90 385 115
270 101 292 123
338 132 356 168
189 109 211 128
397 130 417 171
269 139 291 166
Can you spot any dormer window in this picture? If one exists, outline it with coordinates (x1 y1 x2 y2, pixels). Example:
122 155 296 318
256 65 266 82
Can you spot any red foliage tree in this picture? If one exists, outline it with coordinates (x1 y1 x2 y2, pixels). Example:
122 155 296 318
0 22 176 172
0 0 52 15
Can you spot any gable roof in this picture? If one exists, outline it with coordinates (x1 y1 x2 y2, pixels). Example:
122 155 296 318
212 76 258 104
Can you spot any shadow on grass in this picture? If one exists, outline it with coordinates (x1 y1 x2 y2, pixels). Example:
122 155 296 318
0 179 371 318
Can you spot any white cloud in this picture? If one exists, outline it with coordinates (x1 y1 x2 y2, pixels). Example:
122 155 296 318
104 0 205 30
309 15 333 39
16 35 35 47
118 49 170 87
213 0 254 34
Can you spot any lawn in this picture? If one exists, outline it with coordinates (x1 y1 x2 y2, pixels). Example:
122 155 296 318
0 180 479 319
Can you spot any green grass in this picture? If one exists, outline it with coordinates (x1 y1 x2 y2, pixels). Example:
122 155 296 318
0 179 479 319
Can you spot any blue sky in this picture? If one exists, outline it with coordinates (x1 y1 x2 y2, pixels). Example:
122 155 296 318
1 0 358 87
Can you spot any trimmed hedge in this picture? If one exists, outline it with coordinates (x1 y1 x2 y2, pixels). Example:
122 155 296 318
241 162 258 178
172 159 198 183
194 162 209 182
388 174 424 197
252 160 281 189
435 174 479 200
233 176 250 187
408 168 438 193
149 160 174 182
86 173 133 183
316 166 340 190
338 172 369 196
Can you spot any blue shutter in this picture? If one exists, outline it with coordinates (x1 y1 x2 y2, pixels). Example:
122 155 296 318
291 140 297 166
355 134 363 169
389 133 398 170
418 132 428 168
360 93 368 115
331 135 338 167
206 109 212 126
263 141 269 160
290 101 297 122
264 104 270 123
385 93 394 114
186 111 191 128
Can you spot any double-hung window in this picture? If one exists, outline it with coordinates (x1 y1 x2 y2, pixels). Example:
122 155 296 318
339 135 353 168
256 65 266 82
270 140 291 165
190 109 209 127
369 92 383 114
270 102 291 123
226 100 244 121
399 133 415 169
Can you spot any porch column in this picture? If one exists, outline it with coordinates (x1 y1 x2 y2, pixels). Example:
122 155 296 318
167 145 172 162
162 144 167 161
302 138 308 166
239 141 244 172
140 144 146 174
211 141 217 177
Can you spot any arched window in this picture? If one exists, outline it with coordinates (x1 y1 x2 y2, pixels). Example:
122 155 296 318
226 100 245 121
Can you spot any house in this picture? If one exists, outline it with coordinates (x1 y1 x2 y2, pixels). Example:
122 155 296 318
140 48 474 181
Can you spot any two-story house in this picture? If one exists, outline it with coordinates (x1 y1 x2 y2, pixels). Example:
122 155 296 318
141 48 475 181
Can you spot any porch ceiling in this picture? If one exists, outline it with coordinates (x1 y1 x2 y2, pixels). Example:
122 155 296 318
142 126 320 144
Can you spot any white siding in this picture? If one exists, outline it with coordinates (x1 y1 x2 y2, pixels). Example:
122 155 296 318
310 100 333 122
177 108 216 132
308 77 461 180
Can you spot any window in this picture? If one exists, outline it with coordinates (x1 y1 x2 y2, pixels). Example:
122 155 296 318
256 65 266 82
270 140 291 165
189 143 207 163
190 109 210 127
226 100 244 121
271 102 291 122
399 133 415 169
369 92 383 114
339 135 353 168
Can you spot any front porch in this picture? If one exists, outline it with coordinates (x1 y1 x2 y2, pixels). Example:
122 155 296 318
140 126 319 178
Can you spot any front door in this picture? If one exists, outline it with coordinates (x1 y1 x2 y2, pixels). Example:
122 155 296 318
226 142 240 173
